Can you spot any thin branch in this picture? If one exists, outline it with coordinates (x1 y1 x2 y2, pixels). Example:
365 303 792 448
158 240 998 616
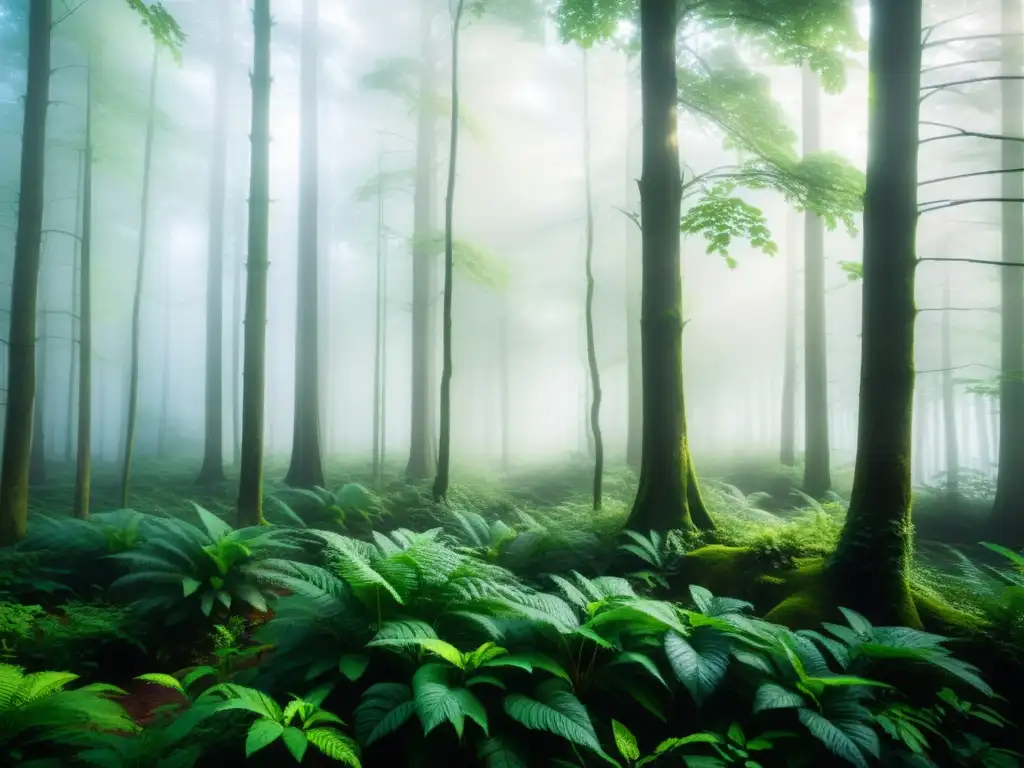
921 75 1024 91
919 167 1024 186
919 256 1024 267
41 229 83 243
919 198 1024 213
919 120 1024 145
613 206 642 231
917 306 998 313
52 0 91 28
921 58 999 75
921 10 980 42
922 33 1023 50
917 363 999 374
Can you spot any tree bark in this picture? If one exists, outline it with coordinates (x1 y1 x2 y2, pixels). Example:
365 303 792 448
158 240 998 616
627 0 713 534
232 202 243 469
198 2 231 485
65 150 84 464
432 0 465 503
802 64 831 497
73 54 94 521
236 0 273 526
976 392 992 476
121 44 159 508
29 303 46 487
780 210 798 467
285 0 326 489
624 56 642 474
830 0 922 625
581 49 603 510
407 4 439 480
372 151 384 488
0 0 51 544
940 273 960 493
990 0 1024 546
499 288 510 474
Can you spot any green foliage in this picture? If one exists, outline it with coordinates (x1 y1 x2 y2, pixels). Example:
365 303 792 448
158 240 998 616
124 1 186 59
680 185 776 265
413 232 510 291
108 507 313 625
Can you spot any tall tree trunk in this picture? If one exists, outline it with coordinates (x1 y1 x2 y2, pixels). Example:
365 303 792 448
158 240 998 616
627 0 713 533
73 55 94 521
976 393 992 476
198 2 231 485
407 4 438 480
381 242 389 475
285 0 326 489
802 64 831 497
232 204 243 469
157 271 170 459
121 44 159 508
582 49 603 510
29 302 46 486
499 288 510 474
0 1 51 543
431 0 465 503
65 150 84 464
940 272 959 493
236 0 273 526
780 210 798 467
829 0 922 625
912 386 925 484
990 0 1024 546
372 153 384 488
624 57 642 474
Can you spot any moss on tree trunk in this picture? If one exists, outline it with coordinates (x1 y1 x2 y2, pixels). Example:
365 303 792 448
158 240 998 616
236 0 272 527
627 0 713 534
828 0 922 626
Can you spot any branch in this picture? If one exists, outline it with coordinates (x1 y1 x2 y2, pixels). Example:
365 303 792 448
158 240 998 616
920 58 999 75
919 167 1024 186
921 75 1024 91
917 306 998 313
921 10 980 43
919 121 1024 145
52 0 91 28
41 229 83 242
917 363 999 374
919 256 1024 267
919 198 1024 213
613 206 642 231
922 33 1023 50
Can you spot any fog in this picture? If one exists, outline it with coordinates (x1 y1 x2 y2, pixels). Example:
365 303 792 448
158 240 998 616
0 0 1006 488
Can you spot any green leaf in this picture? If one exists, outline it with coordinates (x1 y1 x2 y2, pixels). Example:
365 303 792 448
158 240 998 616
182 577 202 597
413 663 485 738
353 683 416 746
281 727 309 763
484 653 572 683
612 719 640 762
753 683 805 713
680 186 776 261
504 681 616 764
305 727 362 766
246 719 284 757
338 654 370 682
664 629 731 705
798 709 869 768
608 652 669 688
477 736 529 768
636 733 722 767
134 673 185 695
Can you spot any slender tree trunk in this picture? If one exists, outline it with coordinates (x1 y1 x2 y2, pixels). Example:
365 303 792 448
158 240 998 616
232 205 243 469
627 0 713 533
381 239 389 476
121 44 159 507
976 393 992 476
499 288 510 474
581 49 603 510
237 0 273 526
29 302 46 487
912 386 925 484
407 4 438 480
830 0 922 625
624 57 642 474
157 272 170 459
65 150 84 464
0 1 51 544
372 152 384 487
802 64 831 497
940 273 959 493
285 0 326 489
990 0 1024 546
432 0 465 503
73 56 94 521
780 210 798 467
197 4 231 485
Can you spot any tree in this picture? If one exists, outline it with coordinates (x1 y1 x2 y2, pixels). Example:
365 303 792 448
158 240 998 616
780 210 798 466
581 48 603 510
828 0 924 625
119 42 159 509
432 0 468 503
284 0 326 490
197 0 232 486
624 58 642 473
0 0 50 545
801 64 831 498
989 0 1024 546
74 53 94 522
236 0 273 527
556 0 862 533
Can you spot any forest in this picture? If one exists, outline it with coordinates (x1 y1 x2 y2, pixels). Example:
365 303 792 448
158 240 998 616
0 0 1022 765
